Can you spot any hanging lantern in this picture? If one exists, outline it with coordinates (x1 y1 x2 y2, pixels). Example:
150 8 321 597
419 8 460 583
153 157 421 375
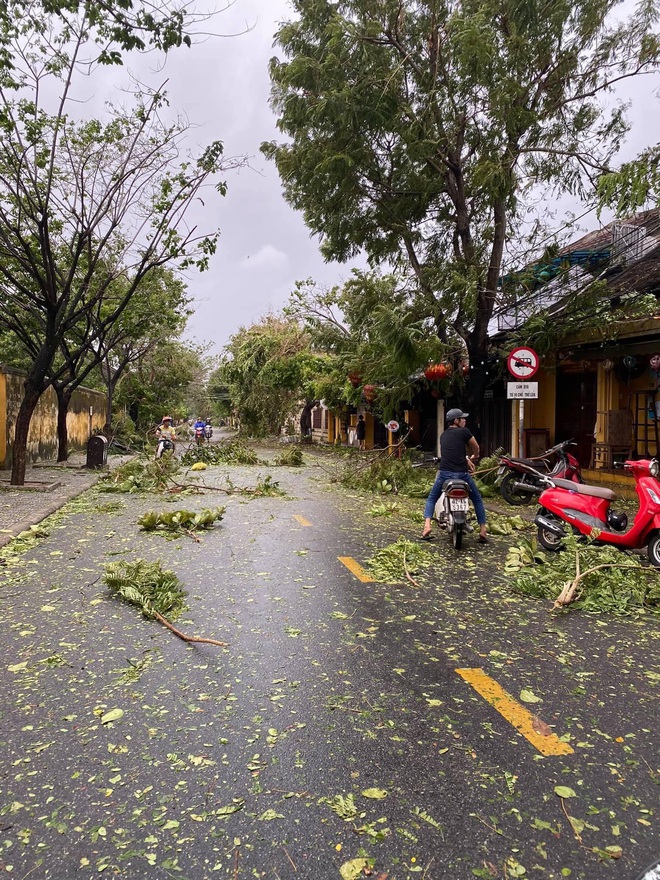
424 363 447 381
348 372 362 388
363 384 377 403
650 354 660 373
623 355 637 370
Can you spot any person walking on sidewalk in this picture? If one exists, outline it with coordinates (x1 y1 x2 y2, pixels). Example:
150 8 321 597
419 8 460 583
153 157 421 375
356 414 366 451
421 408 488 542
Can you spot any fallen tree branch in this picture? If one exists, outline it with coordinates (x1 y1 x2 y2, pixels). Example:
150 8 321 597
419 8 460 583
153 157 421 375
552 560 651 610
153 610 228 647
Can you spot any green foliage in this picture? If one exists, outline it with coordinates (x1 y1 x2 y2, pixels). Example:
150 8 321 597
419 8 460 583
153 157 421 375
340 455 432 497
509 535 660 615
181 439 263 466
264 0 660 421
137 507 225 533
98 455 179 493
366 538 433 583
219 316 331 435
274 445 304 467
104 559 187 621
116 340 214 431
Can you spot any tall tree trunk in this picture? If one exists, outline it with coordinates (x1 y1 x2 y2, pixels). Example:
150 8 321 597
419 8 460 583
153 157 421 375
11 387 43 485
105 380 114 433
55 387 73 462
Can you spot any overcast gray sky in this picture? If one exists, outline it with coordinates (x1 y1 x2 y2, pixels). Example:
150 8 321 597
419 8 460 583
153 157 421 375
129 0 660 356
130 0 365 356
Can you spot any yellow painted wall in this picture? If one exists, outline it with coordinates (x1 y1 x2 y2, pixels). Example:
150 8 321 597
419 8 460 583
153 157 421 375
1 369 107 468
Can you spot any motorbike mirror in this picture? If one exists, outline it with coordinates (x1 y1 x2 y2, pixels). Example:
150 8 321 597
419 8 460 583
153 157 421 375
650 459 660 478
633 857 660 880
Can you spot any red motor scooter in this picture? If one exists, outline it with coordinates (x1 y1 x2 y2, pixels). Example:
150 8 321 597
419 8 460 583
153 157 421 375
496 439 582 505
534 458 660 566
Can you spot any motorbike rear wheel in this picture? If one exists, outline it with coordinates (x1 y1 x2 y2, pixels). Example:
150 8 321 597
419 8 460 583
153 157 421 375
451 523 463 550
500 472 536 506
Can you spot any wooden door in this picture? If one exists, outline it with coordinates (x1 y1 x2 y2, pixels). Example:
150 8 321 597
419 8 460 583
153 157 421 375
555 369 597 468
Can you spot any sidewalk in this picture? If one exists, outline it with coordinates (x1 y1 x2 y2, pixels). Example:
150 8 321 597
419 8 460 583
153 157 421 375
0 453 132 548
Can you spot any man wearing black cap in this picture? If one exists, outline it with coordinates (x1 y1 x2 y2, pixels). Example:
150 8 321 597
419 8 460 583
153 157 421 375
421 408 488 542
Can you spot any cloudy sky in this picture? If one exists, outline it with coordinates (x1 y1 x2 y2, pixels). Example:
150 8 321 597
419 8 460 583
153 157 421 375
123 0 660 356
127 0 365 356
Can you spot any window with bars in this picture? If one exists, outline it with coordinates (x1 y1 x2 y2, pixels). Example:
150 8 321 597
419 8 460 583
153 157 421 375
312 407 323 429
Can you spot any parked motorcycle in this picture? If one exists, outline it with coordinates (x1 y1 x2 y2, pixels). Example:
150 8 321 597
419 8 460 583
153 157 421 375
496 439 582 505
155 436 175 459
535 457 660 565
194 426 205 446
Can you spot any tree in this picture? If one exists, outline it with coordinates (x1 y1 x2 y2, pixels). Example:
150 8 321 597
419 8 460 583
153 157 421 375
286 273 450 418
115 339 210 432
220 316 330 436
48 267 192 459
0 0 208 67
0 7 242 483
263 0 660 426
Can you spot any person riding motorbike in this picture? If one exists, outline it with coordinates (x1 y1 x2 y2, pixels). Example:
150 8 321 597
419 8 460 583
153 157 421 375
421 408 488 543
155 415 176 457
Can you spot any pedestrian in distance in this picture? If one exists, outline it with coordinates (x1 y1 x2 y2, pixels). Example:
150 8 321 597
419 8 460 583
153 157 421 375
356 414 366 451
421 408 488 542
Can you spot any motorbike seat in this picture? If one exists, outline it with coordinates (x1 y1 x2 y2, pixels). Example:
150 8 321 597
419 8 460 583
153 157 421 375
551 477 616 500
505 456 548 468
442 478 470 494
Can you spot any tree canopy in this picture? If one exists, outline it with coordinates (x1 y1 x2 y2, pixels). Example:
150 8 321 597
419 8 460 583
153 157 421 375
219 316 330 436
0 3 241 482
263 0 660 420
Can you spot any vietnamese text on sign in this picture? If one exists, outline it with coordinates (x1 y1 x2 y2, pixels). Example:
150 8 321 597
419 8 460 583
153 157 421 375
507 382 539 399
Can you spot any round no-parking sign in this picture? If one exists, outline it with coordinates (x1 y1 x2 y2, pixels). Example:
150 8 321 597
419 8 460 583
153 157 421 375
507 346 539 379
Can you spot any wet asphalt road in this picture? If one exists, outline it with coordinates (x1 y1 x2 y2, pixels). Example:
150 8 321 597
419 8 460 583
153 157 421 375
0 447 658 880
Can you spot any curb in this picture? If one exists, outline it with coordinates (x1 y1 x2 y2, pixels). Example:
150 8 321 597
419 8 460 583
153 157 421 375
0 476 100 550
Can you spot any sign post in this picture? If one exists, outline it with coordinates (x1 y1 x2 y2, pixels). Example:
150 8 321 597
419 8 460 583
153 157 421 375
507 347 540 457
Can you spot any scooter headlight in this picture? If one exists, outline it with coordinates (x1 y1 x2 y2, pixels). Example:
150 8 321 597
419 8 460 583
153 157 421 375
651 459 660 478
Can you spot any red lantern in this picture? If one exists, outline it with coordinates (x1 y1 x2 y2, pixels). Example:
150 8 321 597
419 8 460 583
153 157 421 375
424 363 448 381
363 384 376 402
348 372 362 388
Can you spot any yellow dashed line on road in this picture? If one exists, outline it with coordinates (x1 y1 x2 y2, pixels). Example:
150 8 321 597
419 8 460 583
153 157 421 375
455 667 574 757
338 557 374 582
293 515 312 526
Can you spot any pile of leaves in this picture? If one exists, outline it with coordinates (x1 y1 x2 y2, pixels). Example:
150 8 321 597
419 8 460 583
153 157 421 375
507 535 660 615
137 507 225 534
98 456 179 494
341 455 432 497
366 537 433 583
104 559 187 621
274 445 304 467
181 439 263 467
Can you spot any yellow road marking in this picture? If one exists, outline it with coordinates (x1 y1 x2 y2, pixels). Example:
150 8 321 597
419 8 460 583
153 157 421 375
293 515 312 526
455 668 574 757
338 557 374 583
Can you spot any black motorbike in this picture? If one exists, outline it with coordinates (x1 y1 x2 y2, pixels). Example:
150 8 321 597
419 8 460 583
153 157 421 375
496 439 583 505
